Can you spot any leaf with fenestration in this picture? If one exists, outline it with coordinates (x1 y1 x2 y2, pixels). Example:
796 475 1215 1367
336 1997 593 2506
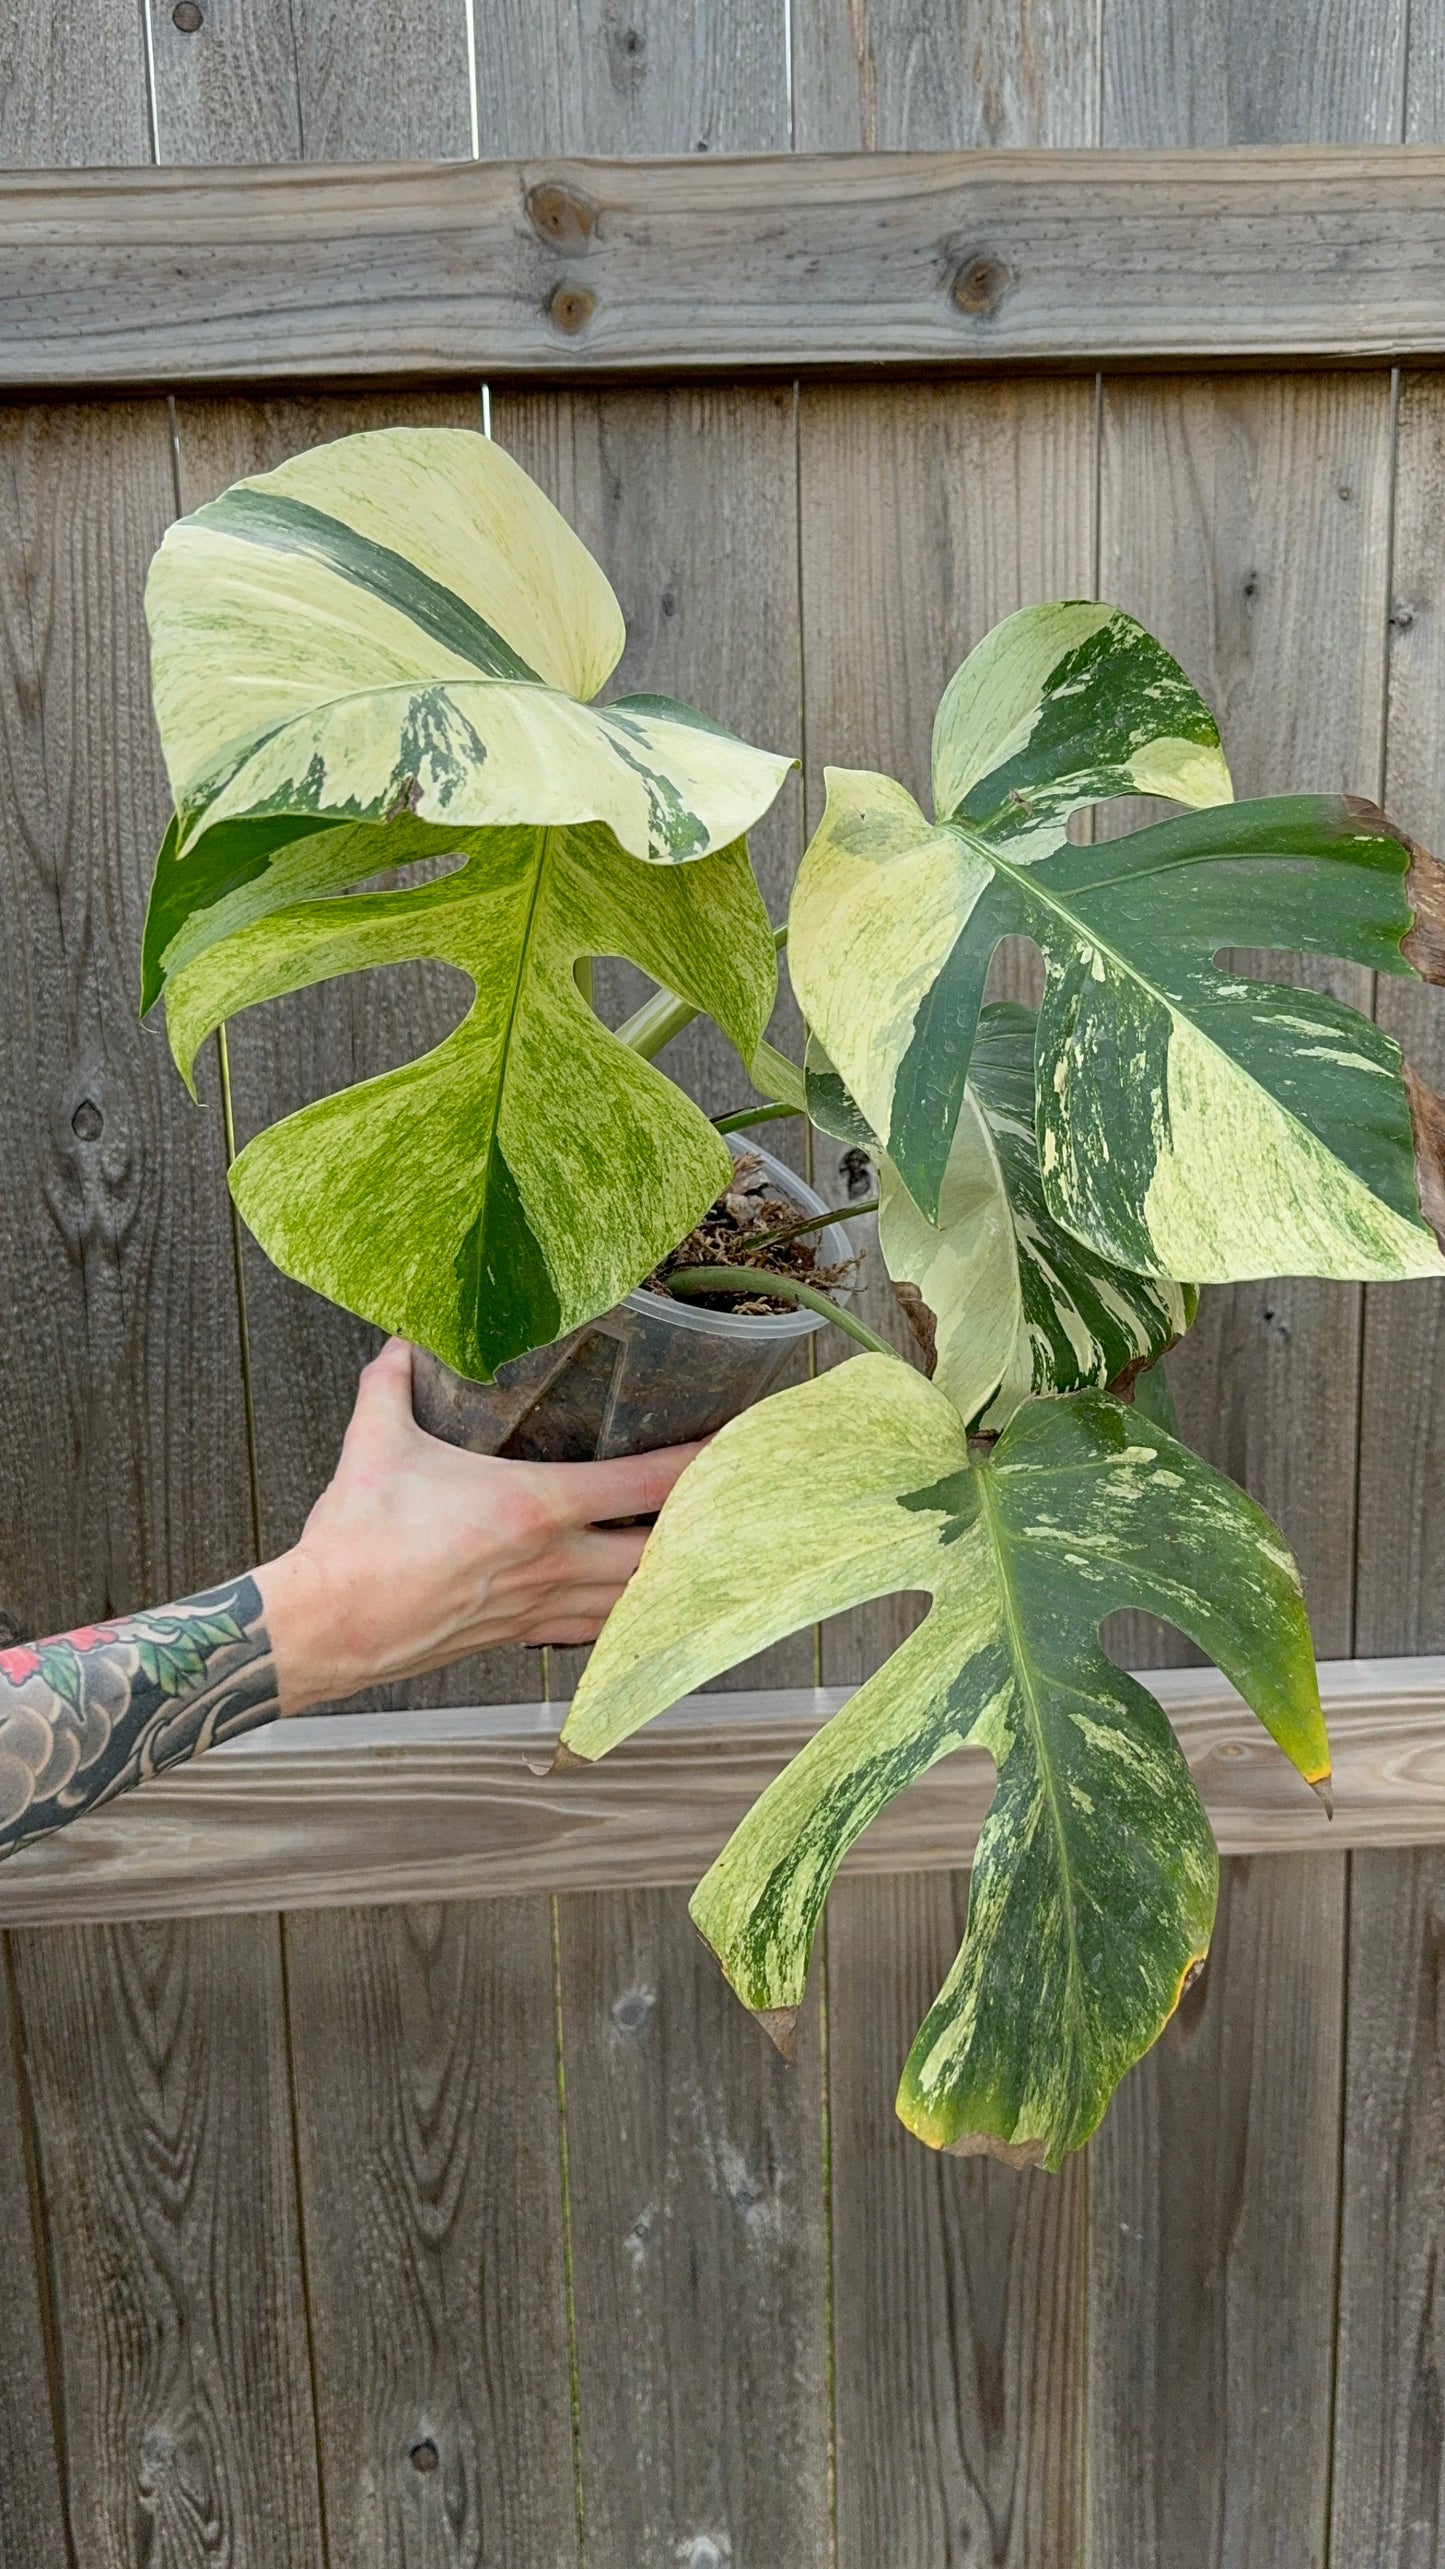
878 1002 1194 1429
141 428 793 1375
790 600 1445 1284
561 1360 1327 2167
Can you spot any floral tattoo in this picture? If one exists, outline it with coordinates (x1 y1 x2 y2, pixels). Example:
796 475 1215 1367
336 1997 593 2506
0 1577 279 1862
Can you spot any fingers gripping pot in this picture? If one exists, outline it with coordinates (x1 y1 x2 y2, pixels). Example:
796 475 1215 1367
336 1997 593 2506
412 1140 855 1461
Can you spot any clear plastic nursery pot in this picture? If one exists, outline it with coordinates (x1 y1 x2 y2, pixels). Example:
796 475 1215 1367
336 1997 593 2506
411 1139 855 1462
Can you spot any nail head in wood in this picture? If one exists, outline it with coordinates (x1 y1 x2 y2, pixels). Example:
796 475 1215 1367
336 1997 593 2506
525 182 597 250
547 282 596 336
952 251 1012 318
171 0 203 28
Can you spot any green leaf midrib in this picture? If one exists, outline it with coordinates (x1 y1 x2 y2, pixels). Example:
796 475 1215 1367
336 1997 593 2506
476 826 551 1215
972 1461 1089 2117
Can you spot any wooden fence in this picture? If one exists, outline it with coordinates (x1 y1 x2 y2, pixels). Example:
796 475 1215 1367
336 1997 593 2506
4 3 1445 2563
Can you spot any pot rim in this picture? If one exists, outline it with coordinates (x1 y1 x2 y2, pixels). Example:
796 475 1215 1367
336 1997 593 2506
622 1133 860 1341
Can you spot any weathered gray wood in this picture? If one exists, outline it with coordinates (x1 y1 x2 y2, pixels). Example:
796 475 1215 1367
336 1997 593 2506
1104 0 1408 145
0 399 255 1642
828 1872 1085 2567
283 1898 578 2566
555 1885 829 2565
0 1946 69 2569
799 377 1094 1683
1331 1847 1445 2562
11 152 1445 389
149 0 472 164
792 0 1099 149
8 1914 323 2565
495 381 811 1698
170 387 540 1712
473 0 788 152
0 0 149 168
1355 370 1445 1656
1086 1853 1346 2569
0 1658 1433 1925
1097 371 1395 1669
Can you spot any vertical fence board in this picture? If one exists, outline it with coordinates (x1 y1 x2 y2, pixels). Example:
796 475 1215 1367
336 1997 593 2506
0 400 256 1641
1331 1850 1445 2564
0 1950 68 2569
9 1917 323 2568
1096 371 1394 1670
1086 1854 1345 2569
495 382 811 1699
168 387 545 1711
791 0 1099 148
1103 0 1407 146
148 0 472 163
283 1898 578 2569
1356 371 1445 1658
798 378 1096 1684
472 1 788 153
829 1875 1085 2569
0 0 150 166
556 1886 829 2567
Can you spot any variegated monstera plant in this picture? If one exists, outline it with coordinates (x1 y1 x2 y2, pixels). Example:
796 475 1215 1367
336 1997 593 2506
143 434 1445 2169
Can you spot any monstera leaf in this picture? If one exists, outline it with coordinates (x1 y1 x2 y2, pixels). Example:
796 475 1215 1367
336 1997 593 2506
790 600 1445 1284
560 1360 1327 2167
141 428 793 1375
805 1009 1192 1429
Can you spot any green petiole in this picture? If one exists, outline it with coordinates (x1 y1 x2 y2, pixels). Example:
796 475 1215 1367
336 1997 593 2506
661 1266 896 1358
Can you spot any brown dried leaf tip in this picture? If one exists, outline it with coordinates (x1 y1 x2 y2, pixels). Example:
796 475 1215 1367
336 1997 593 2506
754 2005 799 2061
1407 1065 1445 1253
944 2128 1049 2169
1403 830 1445 986
890 1279 938 1376
546 1738 593 1777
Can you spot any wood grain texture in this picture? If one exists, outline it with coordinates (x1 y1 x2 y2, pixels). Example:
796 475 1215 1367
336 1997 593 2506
1097 371 1396 1668
0 1947 69 2569
1356 370 1445 1654
1086 1853 1346 2569
828 1872 1084 2567
494 380 811 1696
0 1659 1434 1926
283 1898 578 2567
0 399 255 1642
556 1885 829 2566
12 152 1445 389
170 387 538 1711
8 1914 323 2566
148 0 472 164
1331 1847 1445 2564
1103 0 1408 145
473 0 788 152
798 377 1094 1680
0 0 150 169
792 0 1099 149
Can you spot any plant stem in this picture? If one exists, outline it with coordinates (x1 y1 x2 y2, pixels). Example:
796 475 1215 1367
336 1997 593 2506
614 924 790 1064
712 1101 804 1134
745 1197 879 1252
662 1266 897 1358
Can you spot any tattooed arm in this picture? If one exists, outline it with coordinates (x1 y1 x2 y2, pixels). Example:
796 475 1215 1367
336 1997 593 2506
0 1339 699 1863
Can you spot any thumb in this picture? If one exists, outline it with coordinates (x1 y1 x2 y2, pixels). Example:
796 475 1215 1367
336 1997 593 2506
347 1337 417 1435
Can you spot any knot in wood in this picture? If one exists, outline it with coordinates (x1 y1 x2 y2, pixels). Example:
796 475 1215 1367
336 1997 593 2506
525 182 597 250
548 282 596 337
951 251 1012 320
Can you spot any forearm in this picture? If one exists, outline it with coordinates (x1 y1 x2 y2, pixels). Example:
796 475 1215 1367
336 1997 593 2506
0 1575 283 1863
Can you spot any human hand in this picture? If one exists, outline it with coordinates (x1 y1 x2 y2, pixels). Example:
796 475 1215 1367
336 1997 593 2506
256 1339 701 1715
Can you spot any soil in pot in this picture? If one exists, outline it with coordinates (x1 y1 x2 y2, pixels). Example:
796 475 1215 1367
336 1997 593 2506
411 1137 861 1464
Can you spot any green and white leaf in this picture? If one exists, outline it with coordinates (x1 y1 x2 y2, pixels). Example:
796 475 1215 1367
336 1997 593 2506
790 601 1445 1284
806 1009 1193 1430
881 1003 1195 1429
562 1359 1327 2168
141 426 795 1375
164 818 777 1380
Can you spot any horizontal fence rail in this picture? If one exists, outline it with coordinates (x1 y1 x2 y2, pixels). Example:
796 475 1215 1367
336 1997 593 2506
5 148 1445 388
1 1658 1441 1925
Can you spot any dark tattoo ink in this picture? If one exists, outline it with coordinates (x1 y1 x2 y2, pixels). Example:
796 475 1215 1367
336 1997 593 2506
0 1576 279 1861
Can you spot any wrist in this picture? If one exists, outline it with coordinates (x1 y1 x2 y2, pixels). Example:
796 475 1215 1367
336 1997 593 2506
253 1548 344 1717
